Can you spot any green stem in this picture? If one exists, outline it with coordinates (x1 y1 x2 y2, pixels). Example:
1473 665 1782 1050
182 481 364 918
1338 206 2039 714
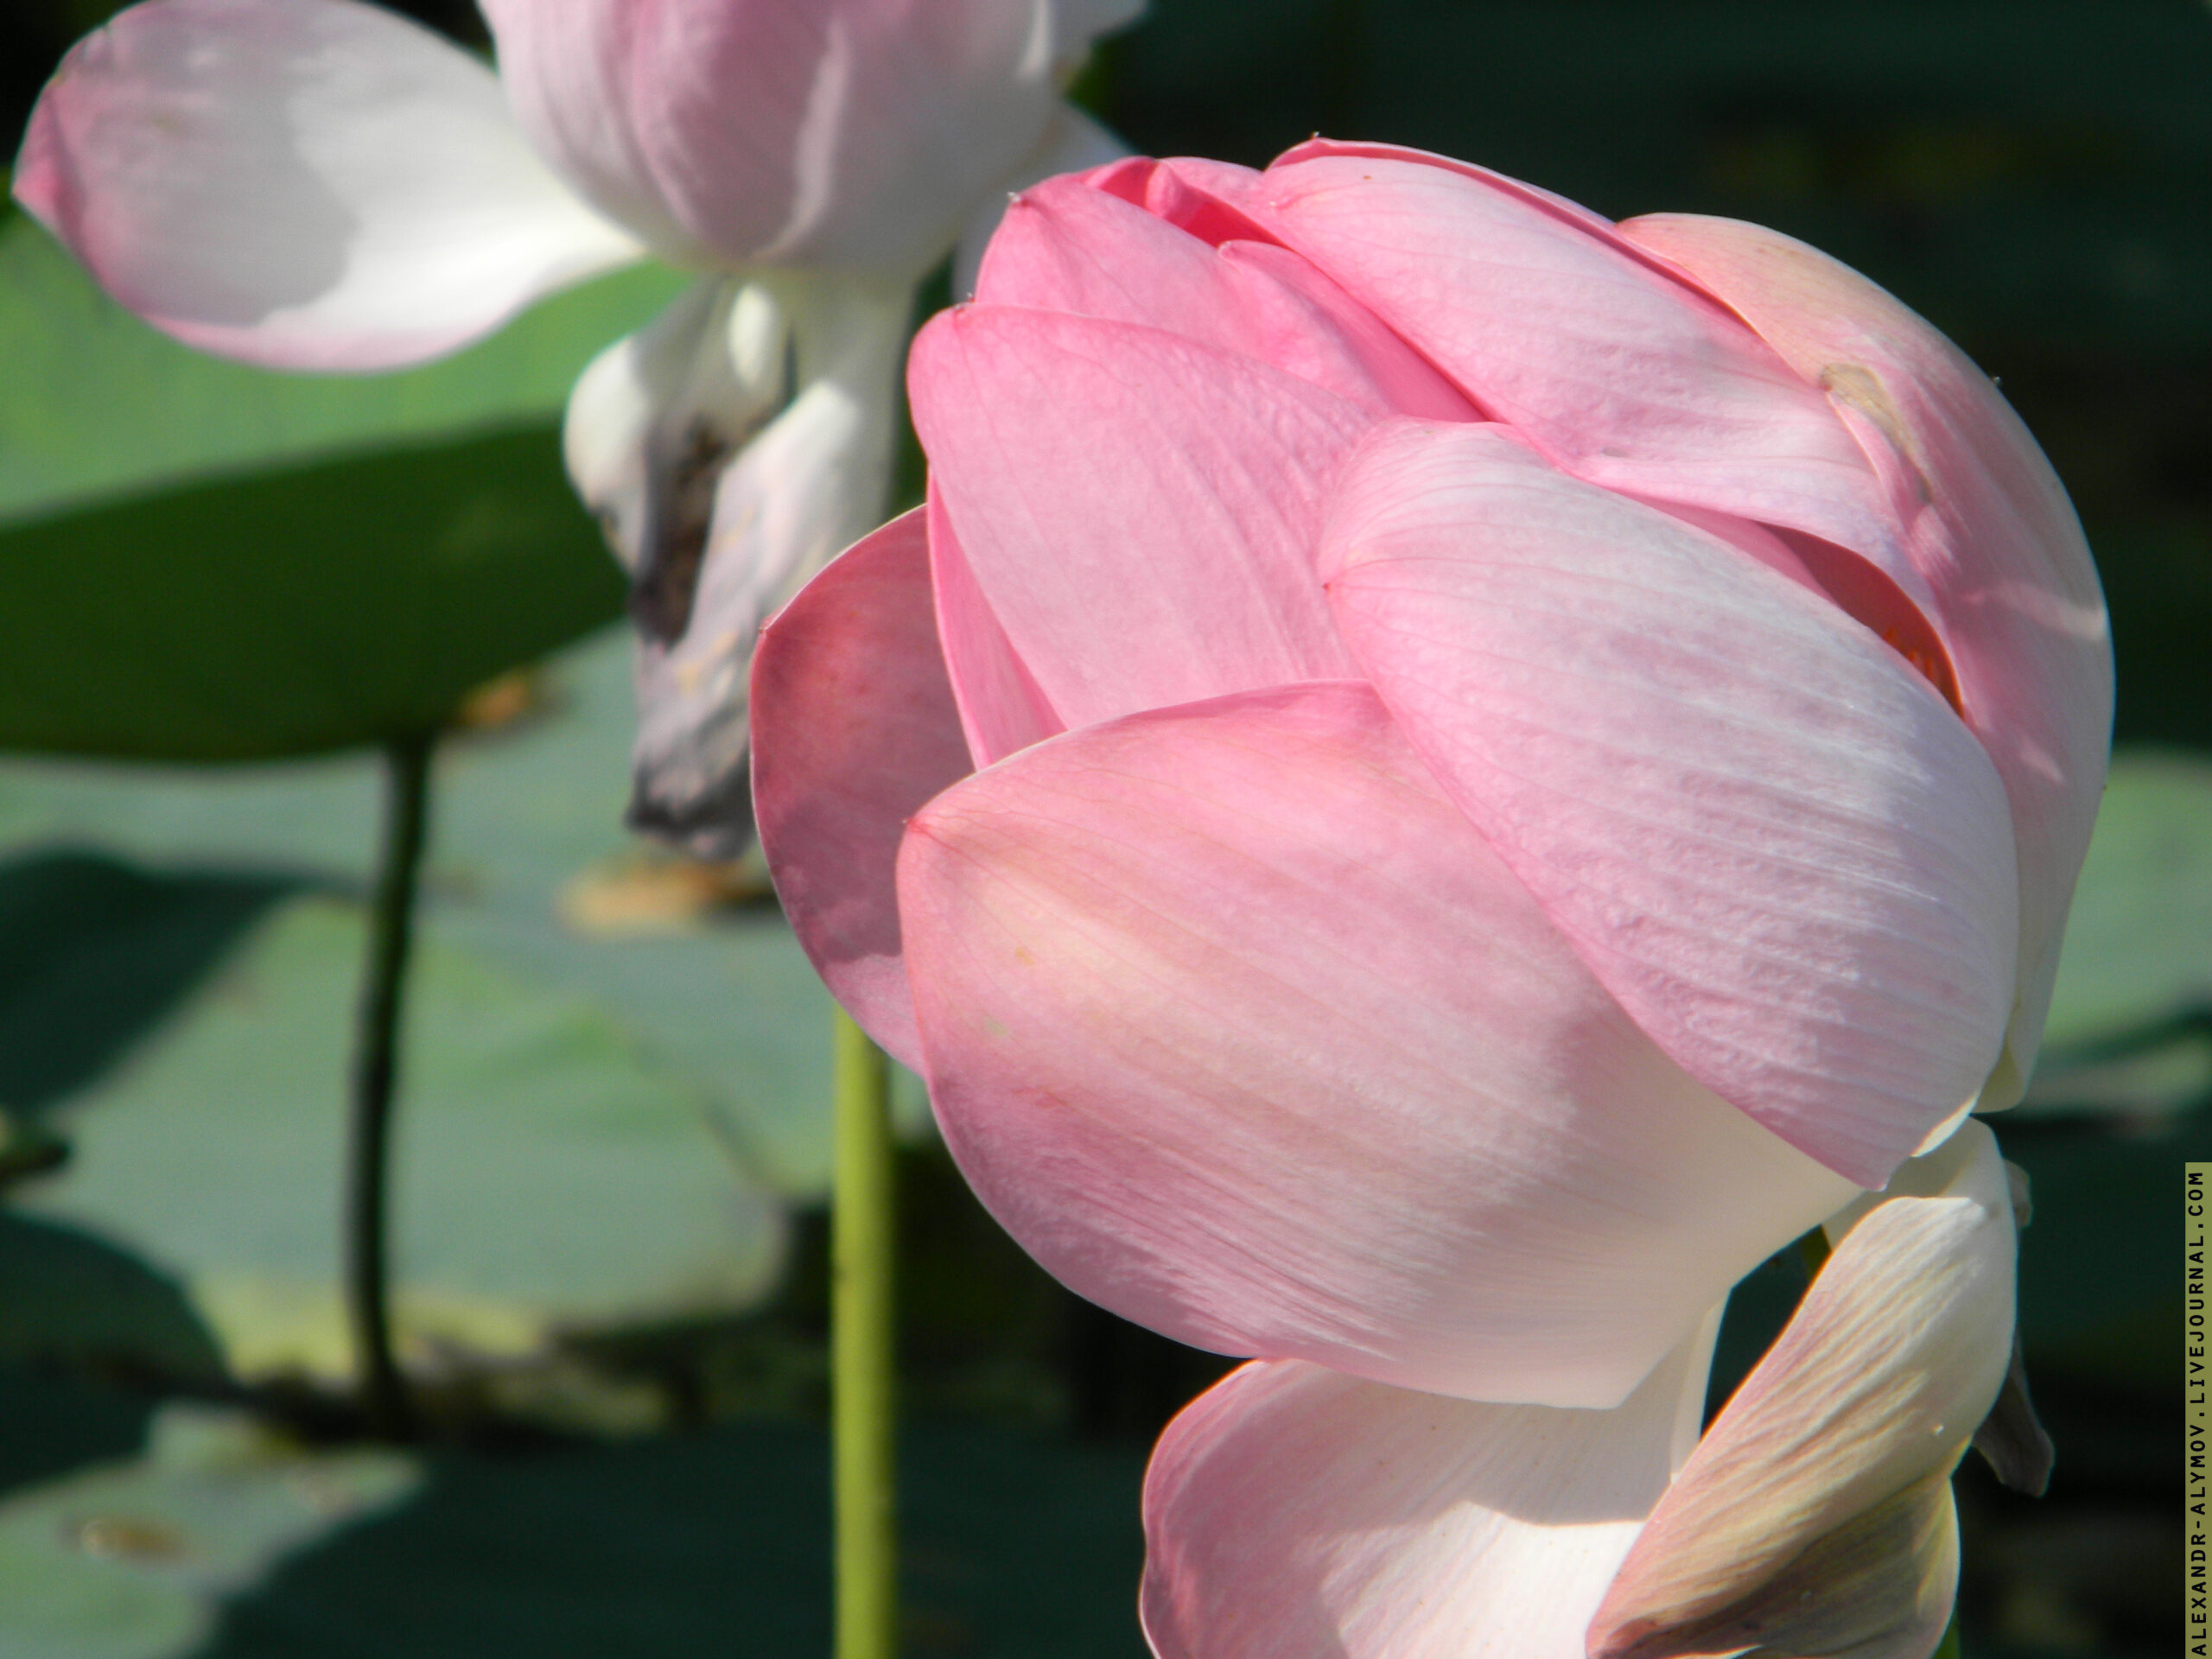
346 728 434 1440
833 1008 897 1659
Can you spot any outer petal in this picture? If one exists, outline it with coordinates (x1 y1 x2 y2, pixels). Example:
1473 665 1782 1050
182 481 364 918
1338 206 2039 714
483 0 1131 279
975 170 1475 417
752 509 973 1069
1618 213 2114 1109
908 306 1370 732
1322 422 2018 1186
583 270 912 855
13 0 643 370
899 682 1855 1405
1236 147 1931 613
1589 1121 2014 1659
1141 1322 1717 1659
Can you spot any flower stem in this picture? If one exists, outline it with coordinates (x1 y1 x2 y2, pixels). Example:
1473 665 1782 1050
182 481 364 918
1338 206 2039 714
346 728 434 1440
833 1008 897 1659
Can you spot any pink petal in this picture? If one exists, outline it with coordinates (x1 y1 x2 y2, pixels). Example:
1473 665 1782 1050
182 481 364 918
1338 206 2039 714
1591 1121 2013 1659
950 100 1130 301
927 483 1065 768
975 171 1474 417
1619 213 2114 1109
898 682 1855 1405
1321 421 2019 1186
1141 1326 1713 1659
752 508 973 1070
481 0 1126 279
1236 149 1934 613
12 0 642 371
907 305 1371 731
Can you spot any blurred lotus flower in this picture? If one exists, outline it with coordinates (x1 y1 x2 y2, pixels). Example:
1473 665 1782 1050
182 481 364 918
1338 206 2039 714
12 0 1136 849
753 141 2111 1407
1141 1122 2026 1659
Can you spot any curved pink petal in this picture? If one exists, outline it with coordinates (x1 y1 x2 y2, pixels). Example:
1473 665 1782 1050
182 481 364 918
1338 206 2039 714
1591 1122 2013 1659
975 171 1474 417
482 0 1125 279
907 305 1371 731
1618 213 2114 1109
927 483 1065 768
1233 148 1933 613
752 508 973 1069
1321 421 2018 1186
898 682 1855 1405
1141 1327 1713 1659
950 100 1130 301
13 0 642 370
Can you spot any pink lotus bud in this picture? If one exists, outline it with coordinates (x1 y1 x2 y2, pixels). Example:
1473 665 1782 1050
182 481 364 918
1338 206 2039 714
754 141 2110 1408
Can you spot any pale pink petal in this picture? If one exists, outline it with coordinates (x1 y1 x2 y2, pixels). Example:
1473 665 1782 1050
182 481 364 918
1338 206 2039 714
1321 422 2018 1186
12 0 642 370
1237 149 1934 613
974 170 1474 417
1141 1325 1715 1659
483 0 1128 279
927 483 1065 768
1590 1121 2013 1659
1269 137 1623 239
753 508 972 1069
899 683 1855 1405
907 305 1370 730
620 270 912 855
1619 213 2114 1109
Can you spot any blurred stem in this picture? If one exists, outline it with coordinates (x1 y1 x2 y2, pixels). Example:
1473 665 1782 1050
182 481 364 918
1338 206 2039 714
1930 1610 1964 1658
834 1008 897 1659
346 728 434 1440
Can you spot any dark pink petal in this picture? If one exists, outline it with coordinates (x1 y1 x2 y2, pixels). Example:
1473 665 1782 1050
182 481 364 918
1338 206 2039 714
975 172 1473 417
1141 1330 1713 1659
1322 422 2018 1186
898 683 1854 1404
481 0 1132 278
1237 149 1932 612
752 508 974 1070
12 0 641 369
1619 213 2114 1109
907 305 1371 731
1590 1122 2013 1659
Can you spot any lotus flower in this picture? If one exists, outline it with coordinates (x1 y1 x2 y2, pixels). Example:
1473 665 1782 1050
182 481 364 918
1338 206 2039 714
11 0 1137 849
753 139 2112 1411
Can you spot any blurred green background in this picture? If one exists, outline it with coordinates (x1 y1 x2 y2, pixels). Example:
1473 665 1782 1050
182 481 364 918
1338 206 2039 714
1 1 2206 1655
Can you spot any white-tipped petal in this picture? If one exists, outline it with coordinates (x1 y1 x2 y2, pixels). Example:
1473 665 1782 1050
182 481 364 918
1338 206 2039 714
1591 1121 2015 1659
1143 1319 1718 1659
15 0 642 369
